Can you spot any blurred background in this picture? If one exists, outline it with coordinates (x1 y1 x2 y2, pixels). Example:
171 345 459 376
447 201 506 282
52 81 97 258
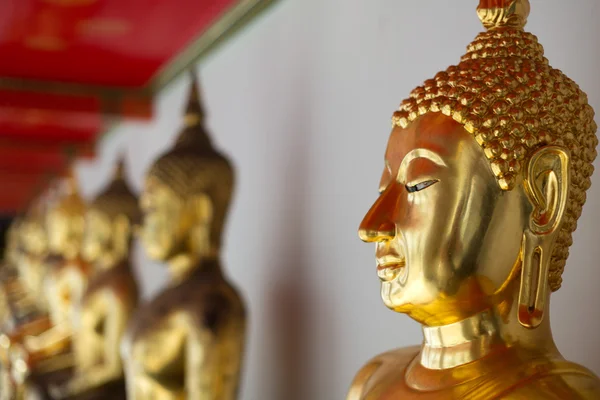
2 0 599 399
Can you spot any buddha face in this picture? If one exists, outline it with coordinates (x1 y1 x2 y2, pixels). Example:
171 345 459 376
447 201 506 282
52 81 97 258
359 113 532 326
46 209 84 259
82 210 113 263
140 177 190 261
20 220 47 257
18 220 48 293
140 176 215 262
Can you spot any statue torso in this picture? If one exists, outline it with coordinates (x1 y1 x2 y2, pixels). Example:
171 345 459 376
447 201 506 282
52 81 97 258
76 259 138 373
349 346 600 400
0 266 44 331
44 256 90 327
122 261 246 399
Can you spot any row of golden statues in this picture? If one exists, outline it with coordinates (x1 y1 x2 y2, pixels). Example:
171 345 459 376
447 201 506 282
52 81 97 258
1 0 600 398
0 76 245 399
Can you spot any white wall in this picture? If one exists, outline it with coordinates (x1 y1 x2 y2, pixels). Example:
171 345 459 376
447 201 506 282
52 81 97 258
76 1 600 398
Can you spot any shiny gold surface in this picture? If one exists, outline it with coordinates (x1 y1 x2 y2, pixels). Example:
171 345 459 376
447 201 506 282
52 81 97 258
122 73 246 399
349 1 600 398
49 158 140 399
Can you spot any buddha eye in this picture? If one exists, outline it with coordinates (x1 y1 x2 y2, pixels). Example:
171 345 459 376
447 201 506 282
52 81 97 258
406 179 439 193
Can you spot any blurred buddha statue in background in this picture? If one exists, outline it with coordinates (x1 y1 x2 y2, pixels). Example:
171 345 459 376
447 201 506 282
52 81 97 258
0 202 51 334
349 1 600 399
42 173 89 337
0 217 30 400
3 201 53 355
0 203 54 400
122 73 246 399
49 157 140 400
11 172 90 397
0 218 31 331
18 201 52 314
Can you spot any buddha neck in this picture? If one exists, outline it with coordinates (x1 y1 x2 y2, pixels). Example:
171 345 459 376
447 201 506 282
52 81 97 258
167 248 220 285
96 252 127 272
95 238 132 271
418 283 557 370
421 310 499 369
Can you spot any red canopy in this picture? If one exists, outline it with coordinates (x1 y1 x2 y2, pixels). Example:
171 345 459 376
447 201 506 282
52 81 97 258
0 0 279 213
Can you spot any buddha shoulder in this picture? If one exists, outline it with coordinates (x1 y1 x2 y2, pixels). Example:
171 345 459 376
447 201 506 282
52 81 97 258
347 346 420 400
504 362 600 400
180 274 245 332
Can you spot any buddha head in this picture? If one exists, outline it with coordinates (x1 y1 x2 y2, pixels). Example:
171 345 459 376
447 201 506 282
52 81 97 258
46 171 86 261
17 200 49 294
20 200 48 259
140 74 234 262
3 218 23 268
358 0 597 328
82 157 141 268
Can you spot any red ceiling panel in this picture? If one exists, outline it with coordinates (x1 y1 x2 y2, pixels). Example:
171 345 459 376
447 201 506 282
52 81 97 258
0 0 280 213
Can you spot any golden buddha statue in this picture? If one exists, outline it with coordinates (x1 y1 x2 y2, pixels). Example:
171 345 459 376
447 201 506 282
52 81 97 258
17 201 52 314
1 217 22 274
10 173 90 397
0 205 54 399
122 73 246 399
32 173 89 348
1 203 53 343
0 205 54 350
48 158 140 400
349 1 600 399
0 218 28 400
0 218 28 330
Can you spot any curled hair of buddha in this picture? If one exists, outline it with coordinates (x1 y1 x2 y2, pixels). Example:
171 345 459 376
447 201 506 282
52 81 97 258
90 156 141 226
147 72 235 248
391 0 597 291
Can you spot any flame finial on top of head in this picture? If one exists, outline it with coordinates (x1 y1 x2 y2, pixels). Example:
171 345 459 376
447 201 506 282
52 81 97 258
184 69 206 128
90 155 141 224
113 153 127 181
63 167 80 196
477 0 530 30
173 70 213 150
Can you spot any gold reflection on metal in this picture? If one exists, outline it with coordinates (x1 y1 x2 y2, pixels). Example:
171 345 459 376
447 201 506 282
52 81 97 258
349 1 600 398
122 72 246 399
49 158 140 399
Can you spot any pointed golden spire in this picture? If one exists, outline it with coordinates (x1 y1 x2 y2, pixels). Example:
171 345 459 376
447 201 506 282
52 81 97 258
477 0 530 30
63 166 80 196
174 68 213 150
50 166 86 219
90 154 141 224
184 69 205 127
113 153 127 181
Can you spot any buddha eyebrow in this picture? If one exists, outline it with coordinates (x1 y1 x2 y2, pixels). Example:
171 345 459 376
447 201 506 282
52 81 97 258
396 148 446 184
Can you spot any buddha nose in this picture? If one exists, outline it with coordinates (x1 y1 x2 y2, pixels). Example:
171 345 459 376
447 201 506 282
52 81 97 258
358 184 400 243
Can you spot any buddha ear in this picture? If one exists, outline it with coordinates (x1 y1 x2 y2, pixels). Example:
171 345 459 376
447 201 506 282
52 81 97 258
187 194 213 255
112 214 132 261
189 193 213 225
518 145 570 329
524 146 570 236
